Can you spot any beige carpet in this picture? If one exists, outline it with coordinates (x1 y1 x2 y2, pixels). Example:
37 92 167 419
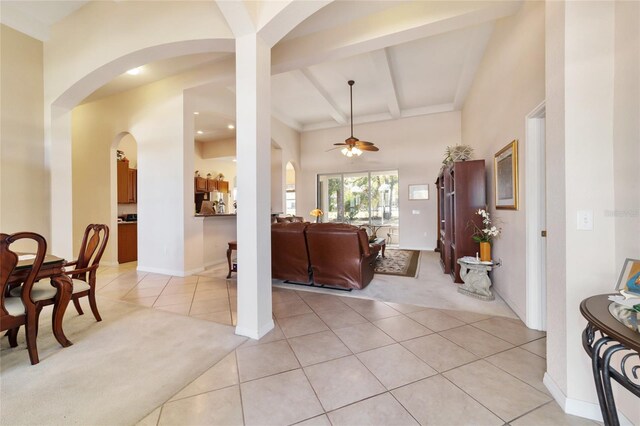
0 298 246 425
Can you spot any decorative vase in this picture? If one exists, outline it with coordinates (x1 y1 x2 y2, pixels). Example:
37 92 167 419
479 242 491 262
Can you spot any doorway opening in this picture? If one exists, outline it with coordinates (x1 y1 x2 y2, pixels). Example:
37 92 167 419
285 162 296 215
525 102 546 331
114 133 138 264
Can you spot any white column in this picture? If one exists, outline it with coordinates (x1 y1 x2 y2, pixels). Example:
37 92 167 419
234 33 274 339
49 106 74 259
545 1 621 421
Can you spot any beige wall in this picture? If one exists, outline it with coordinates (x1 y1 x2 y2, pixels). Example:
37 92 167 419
461 1 545 320
0 25 49 242
299 112 461 248
72 78 186 268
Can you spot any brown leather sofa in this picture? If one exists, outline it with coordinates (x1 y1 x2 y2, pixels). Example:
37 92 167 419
271 222 381 290
271 222 312 284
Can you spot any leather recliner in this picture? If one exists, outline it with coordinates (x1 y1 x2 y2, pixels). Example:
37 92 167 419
305 223 380 290
271 222 312 283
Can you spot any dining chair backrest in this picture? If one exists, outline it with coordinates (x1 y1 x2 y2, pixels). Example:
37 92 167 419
73 224 109 280
0 232 47 321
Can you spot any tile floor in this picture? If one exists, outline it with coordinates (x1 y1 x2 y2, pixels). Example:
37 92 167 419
94 259 598 426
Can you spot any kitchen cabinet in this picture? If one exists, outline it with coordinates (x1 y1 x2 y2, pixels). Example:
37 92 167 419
194 177 229 194
217 180 229 193
195 177 207 193
206 179 218 192
128 169 137 203
117 160 137 204
118 222 137 263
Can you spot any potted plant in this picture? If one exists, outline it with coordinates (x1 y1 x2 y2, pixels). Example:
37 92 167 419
470 208 500 261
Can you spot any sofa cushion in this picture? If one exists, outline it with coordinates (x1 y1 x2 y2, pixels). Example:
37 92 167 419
271 222 311 283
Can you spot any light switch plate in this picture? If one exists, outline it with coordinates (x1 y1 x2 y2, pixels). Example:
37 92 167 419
412 210 420 215
577 210 593 230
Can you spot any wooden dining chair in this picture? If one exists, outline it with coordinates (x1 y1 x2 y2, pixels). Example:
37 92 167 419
1 232 47 365
65 224 109 321
11 224 109 324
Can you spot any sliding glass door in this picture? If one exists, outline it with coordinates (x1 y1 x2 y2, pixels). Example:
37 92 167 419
317 170 399 226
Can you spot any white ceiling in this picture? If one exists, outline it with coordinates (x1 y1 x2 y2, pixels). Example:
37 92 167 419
0 1 521 143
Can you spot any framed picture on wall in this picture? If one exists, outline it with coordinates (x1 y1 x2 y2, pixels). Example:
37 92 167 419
408 184 429 200
494 139 519 210
615 258 640 296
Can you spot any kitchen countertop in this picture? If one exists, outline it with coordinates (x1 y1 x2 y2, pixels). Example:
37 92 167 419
118 221 138 225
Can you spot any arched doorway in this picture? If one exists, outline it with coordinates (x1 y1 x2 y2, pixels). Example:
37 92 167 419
285 162 296 215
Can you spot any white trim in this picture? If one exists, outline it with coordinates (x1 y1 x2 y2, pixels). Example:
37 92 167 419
543 373 633 425
525 101 547 331
235 319 275 340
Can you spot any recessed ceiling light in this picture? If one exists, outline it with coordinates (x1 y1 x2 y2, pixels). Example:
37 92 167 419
196 130 204 135
228 124 235 129
126 67 141 75
194 111 199 115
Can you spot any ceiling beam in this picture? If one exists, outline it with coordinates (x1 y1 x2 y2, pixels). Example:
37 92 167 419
370 49 400 119
272 0 521 74
292 69 347 125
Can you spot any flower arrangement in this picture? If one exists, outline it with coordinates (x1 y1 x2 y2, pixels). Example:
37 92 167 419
470 209 501 244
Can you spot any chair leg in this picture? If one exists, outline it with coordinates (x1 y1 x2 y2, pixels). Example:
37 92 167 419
25 311 39 365
73 297 84 315
35 306 42 337
7 327 19 347
88 291 102 322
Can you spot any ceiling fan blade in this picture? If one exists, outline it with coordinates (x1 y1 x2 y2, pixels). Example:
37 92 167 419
359 145 379 152
333 143 348 146
355 141 374 146
326 147 342 152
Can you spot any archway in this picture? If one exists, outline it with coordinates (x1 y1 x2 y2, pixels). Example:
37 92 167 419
285 162 296 215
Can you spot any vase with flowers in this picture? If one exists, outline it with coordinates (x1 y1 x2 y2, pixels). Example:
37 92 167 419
470 208 500 261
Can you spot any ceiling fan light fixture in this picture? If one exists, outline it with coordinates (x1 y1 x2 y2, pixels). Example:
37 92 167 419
334 80 377 158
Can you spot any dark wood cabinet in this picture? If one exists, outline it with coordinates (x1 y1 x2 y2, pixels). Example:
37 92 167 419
206 179 218 192
118 223 137 263
437 160 486 283
217 180 229 193
128 169 137 203
117 160 137 204
117 160 129 203
194 177 229 194
195 177 207 193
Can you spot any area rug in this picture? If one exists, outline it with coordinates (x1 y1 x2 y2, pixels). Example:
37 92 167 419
375 249 420 277
0 298 246 425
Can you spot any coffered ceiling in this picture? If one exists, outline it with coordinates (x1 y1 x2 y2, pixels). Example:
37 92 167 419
0 0 523 143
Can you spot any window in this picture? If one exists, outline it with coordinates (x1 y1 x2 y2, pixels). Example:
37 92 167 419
317 170 399 226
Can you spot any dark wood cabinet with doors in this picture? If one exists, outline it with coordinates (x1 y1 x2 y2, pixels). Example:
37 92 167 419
436 160 486 283
118 222 137 263
117 160 137 204
194 177 229 194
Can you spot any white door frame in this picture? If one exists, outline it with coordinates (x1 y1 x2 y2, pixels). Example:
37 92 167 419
525 101 547 331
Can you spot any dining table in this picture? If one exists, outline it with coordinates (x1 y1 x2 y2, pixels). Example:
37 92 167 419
9 253 74 347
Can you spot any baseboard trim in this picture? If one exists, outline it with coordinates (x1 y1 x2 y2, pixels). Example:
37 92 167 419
235 320 275 340
543 373 633 425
